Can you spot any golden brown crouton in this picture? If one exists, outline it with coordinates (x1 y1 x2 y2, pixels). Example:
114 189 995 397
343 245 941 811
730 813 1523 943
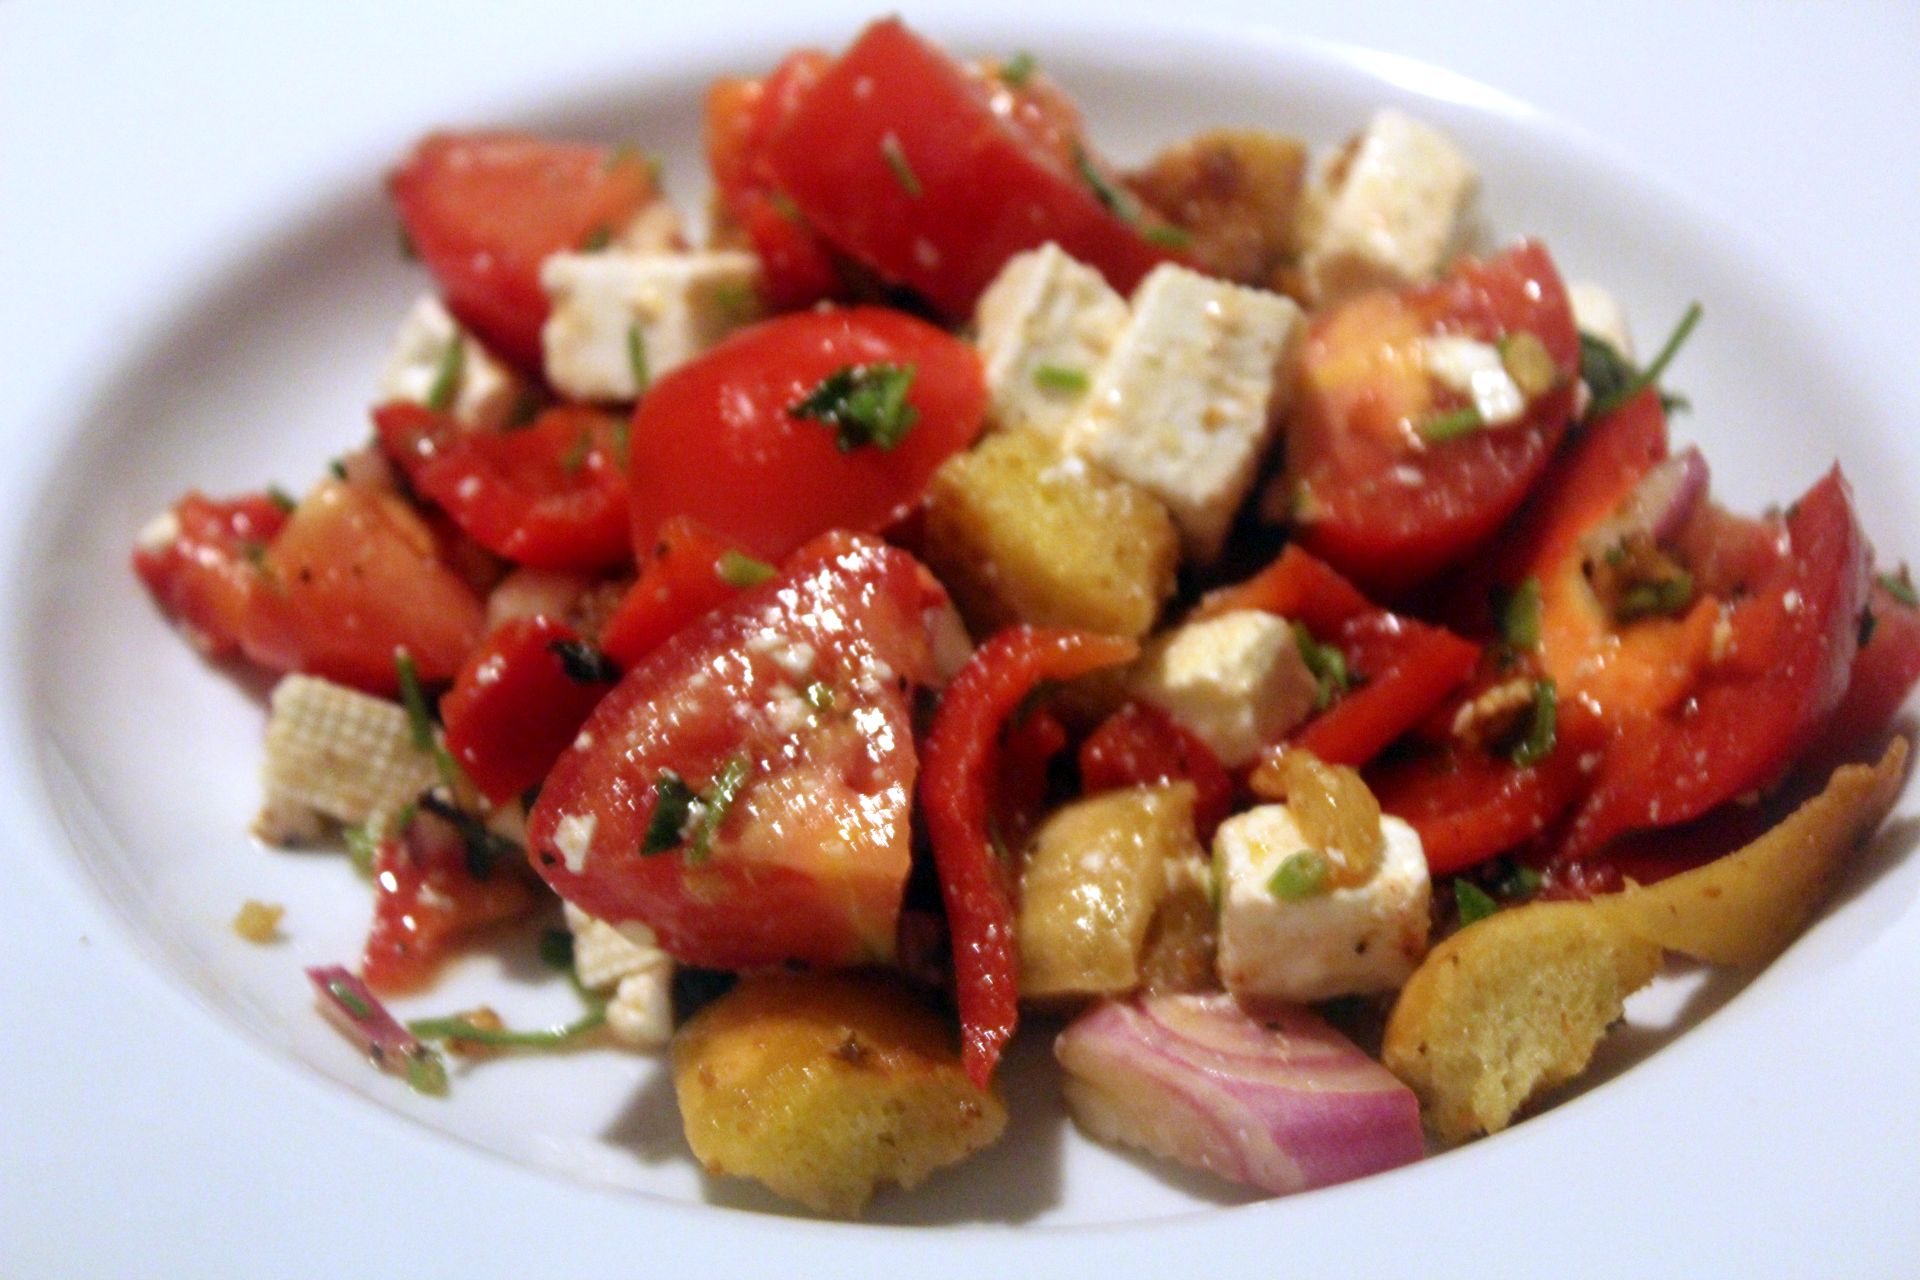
1126 129 1309 291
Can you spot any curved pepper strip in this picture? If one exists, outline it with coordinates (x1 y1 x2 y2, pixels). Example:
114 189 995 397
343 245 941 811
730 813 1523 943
919 626 1138 1088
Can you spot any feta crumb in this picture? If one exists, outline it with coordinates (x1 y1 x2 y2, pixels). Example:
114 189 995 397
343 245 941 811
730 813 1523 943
1422 334 1526 427
553 813 598 874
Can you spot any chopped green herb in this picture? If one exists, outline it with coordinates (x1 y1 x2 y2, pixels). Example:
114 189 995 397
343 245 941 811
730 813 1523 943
1143 223 1192 249
711 281 757 322
642 771 697 856
610 417 630 469
880 133 923 197
1578 332 1635 413
328 978 372 1021
1498 330 1559 399
241 541 271 572
1292 622 1351 712
716 549 776 588
267 485 297 513
1072 141 1134 220
425 338 465 414
1497 577 1543 652
1454 879 1499 926
1491 858 1543 900
999 51 1036 86
803 681 836 712
537 928 576 972
404 1049 449 1095
417 793 522 881
579 224 614 253
626 323 651 395
1878 569 1919 608
1418 405 1485 443
559 424 593 474
790 363 920 452
1509 679 1558 767
408 1006 606 1051
1859 606 1879 650
1615 570 1694 621
1269 849 1330 901
1587 301 1702 421
1031 363 1091 394
342 823 379 877
548 638 622 684
394 649 438 756
328 457 348 481
687 756 751 864
397 227 417 260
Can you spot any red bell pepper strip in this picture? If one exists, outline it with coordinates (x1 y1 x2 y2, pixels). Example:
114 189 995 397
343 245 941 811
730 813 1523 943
1079 701 1236 841
919 626 1137 1087
599 517 759 668
441 615 619 805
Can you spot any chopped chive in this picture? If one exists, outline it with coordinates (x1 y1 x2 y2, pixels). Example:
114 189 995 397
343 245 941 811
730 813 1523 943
687 755 750 864
559 424 593 475
394 650 437 755
425 339 465 414
328 979 372 1021
548 638 621 684
404 1050 449 1095
1589 301 1703 420
1000 51 1036 87
642 771 698 856
1878 569 1919 608
790 363 920 452
1498 577 1543 652
1031 363 1090 394
1292 622 1351 712
1143 223 1192 249
408 1006 606 1050
626 323 651 395
711 281 757 322
1615 570 1694 621
328 457 348 481
1418 405 1484 443
1072 141 1134 220
1454 879 1499 926
1509 679 1558 767
579 224 614 253
267 485 297 513
342 823 379 877
537 928 576 972
803 681 836 712
880 133 923 197
1269 849 1330 901
716 549 776 588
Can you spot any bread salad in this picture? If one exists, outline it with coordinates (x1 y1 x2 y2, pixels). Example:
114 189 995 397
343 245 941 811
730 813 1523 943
133 18 1916 1216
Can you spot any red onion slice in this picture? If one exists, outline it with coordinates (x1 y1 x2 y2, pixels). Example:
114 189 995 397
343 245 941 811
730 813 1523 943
306 964 447 1095
1055 993 1422 1196
1579 446 1710 564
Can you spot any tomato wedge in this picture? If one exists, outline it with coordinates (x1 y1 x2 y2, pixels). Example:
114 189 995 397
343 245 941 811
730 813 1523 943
1079 701 1235 841
625 307 986 562
362 808 539 994
1288 241 1580 595
599 517 756 668
441 616 618 806
920 626 1139 1088
133 491 290 659
764 18 1174 316
390 132 658 369
526 533 939 970
375 402 632 571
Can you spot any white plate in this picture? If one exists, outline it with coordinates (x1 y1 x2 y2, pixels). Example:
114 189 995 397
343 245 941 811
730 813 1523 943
3 1 1918 1275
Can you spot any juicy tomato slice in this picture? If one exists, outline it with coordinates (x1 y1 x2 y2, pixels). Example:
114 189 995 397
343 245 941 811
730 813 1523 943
526 532 939 970
376 402 631 572
1294 614 1482 768
1560 467 1871 859
706 50 843 311
764 18 1174 317
599 517 753 668
1805 579 1920 770
1371 731 1596 876
390 132 658 370
920 626 1139 1088
1289 241 1581 596
133 491 289 658
1078 701 1235 841
362 809 540 995
441 616 619 806
626 307 986 562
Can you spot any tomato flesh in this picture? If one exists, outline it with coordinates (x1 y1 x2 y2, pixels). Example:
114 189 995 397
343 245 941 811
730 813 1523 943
362 810 539 995
1078 701 1235 841
526 532 938 969
441 616 617 806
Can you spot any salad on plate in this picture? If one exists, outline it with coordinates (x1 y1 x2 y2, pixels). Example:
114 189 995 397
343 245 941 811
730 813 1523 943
132 16 1917 1217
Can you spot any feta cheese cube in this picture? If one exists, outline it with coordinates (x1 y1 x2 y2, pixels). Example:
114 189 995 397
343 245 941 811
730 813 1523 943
378 295 526 429
973 242 1131 441
564 902 675 1049
1568 280 1635 360
1422 334 1525 427
1298 109 1479 306
1130 609 1319 767
1214 804 1430 1001
539 250 762 402
1062 264 1303 563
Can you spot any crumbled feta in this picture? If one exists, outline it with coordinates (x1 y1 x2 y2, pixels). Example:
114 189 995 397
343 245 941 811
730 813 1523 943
136 509 181 555
563 902 675 1049
1131 610 1320 767
552 813 598 874
378 294 526 429
1568 280 1634 361
539 250 762 402
1422 334 1526 427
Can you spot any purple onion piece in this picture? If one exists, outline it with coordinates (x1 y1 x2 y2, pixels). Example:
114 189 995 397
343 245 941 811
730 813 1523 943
1580 446 1710 565
306 965 448 1096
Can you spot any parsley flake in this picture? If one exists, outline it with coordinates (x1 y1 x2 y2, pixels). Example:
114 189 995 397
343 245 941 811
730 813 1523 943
1454 879 1499 926
716 549 775 588
1508 679 1558 768
1292 622 1351 712
1418 405 1485 443
790 363 920 452
1585 301 1702 422
1000 51 1036 87
1269 849 1330 901
1879 568 1919 608
579 224 614 253
1072 140 1135 220
1032 363 1091 394
1143 223 1192 249
687 756 751 865
626 323 651 395
641 772 697 856
425 338 465 414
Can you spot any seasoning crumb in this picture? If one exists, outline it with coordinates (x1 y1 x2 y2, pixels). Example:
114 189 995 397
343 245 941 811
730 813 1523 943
232 899 285 944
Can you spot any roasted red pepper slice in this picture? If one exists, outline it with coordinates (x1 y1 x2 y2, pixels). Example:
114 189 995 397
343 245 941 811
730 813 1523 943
362 808 539 994
919 627 1138 1087
599 516 756 668
1079 701 1235 841
441 615 618 805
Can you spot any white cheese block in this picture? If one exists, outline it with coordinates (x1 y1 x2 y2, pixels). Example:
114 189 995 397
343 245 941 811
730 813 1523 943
1130 609 1319 768
1214 803 1431 1002
539 250 762 403
1062 264 1303 563
1298 109 1478 306
1421 334 1526 427
378 294 526 429
973 242 1131 441
1568 280 1635 360
563 902 675 1049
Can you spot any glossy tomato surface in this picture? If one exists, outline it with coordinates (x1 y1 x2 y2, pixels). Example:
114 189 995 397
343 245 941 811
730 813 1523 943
441 616 617 806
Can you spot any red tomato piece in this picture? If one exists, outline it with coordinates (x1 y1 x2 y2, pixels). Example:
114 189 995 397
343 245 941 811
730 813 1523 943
1371 736 1594 876
764 18 1175 317
389 132 658 369
625 307 986 561
1806 578 1920 770
920 626 1139 1088
706 50 844 311
362 808 540 995
441 616 617 806
376 402 631 571
1078 701 1235 841
599 517 755 667
526 532 939 970
1293 614 1482 768
132 491 289 658
1289 241 1581 595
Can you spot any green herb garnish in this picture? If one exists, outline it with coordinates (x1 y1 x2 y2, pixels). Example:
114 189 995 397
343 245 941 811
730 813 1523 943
394 649 466 793
687 755 751 864
328 457 348 481
1292 622 1351 712
1032 363 1091 394
1509 679 1558 767
1497 577 1543 653
425 339 465 414
268 485 297 513
880 133 923 197
537 928 576 972
417 793 522 881
1615 570 1694 621
407 1006 606 1051
1492 858 1543 901
642 771 697 856
1586 301 1702 421
1072 140 1134 220
716 549 776 588
999 51 1036 86
1269 849 1330 901
548 638 622 684
342 822 379 877
579 224 614 253
626 323 651 395
790 363 920 452
1454 879 1499 926
1143 223 1192 249
1418 405 1485 443
1878 569 1919 608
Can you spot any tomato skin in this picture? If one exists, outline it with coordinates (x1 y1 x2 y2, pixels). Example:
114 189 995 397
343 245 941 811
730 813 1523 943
362 810 539 995
441 616 616 806
1290 241 1580 596
599 517 749 668
526 532 939 970
764 18 1173 317
133 492 289 657
375 402 631 572
1806 581 1920 769
920 626 1139 1088
390 132 657 369
1371 734 1595 875
625 307 986 562
1078 701 1235 841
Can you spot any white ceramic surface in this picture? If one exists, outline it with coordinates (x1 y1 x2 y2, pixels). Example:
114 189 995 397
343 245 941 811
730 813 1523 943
3 2 1917 1276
